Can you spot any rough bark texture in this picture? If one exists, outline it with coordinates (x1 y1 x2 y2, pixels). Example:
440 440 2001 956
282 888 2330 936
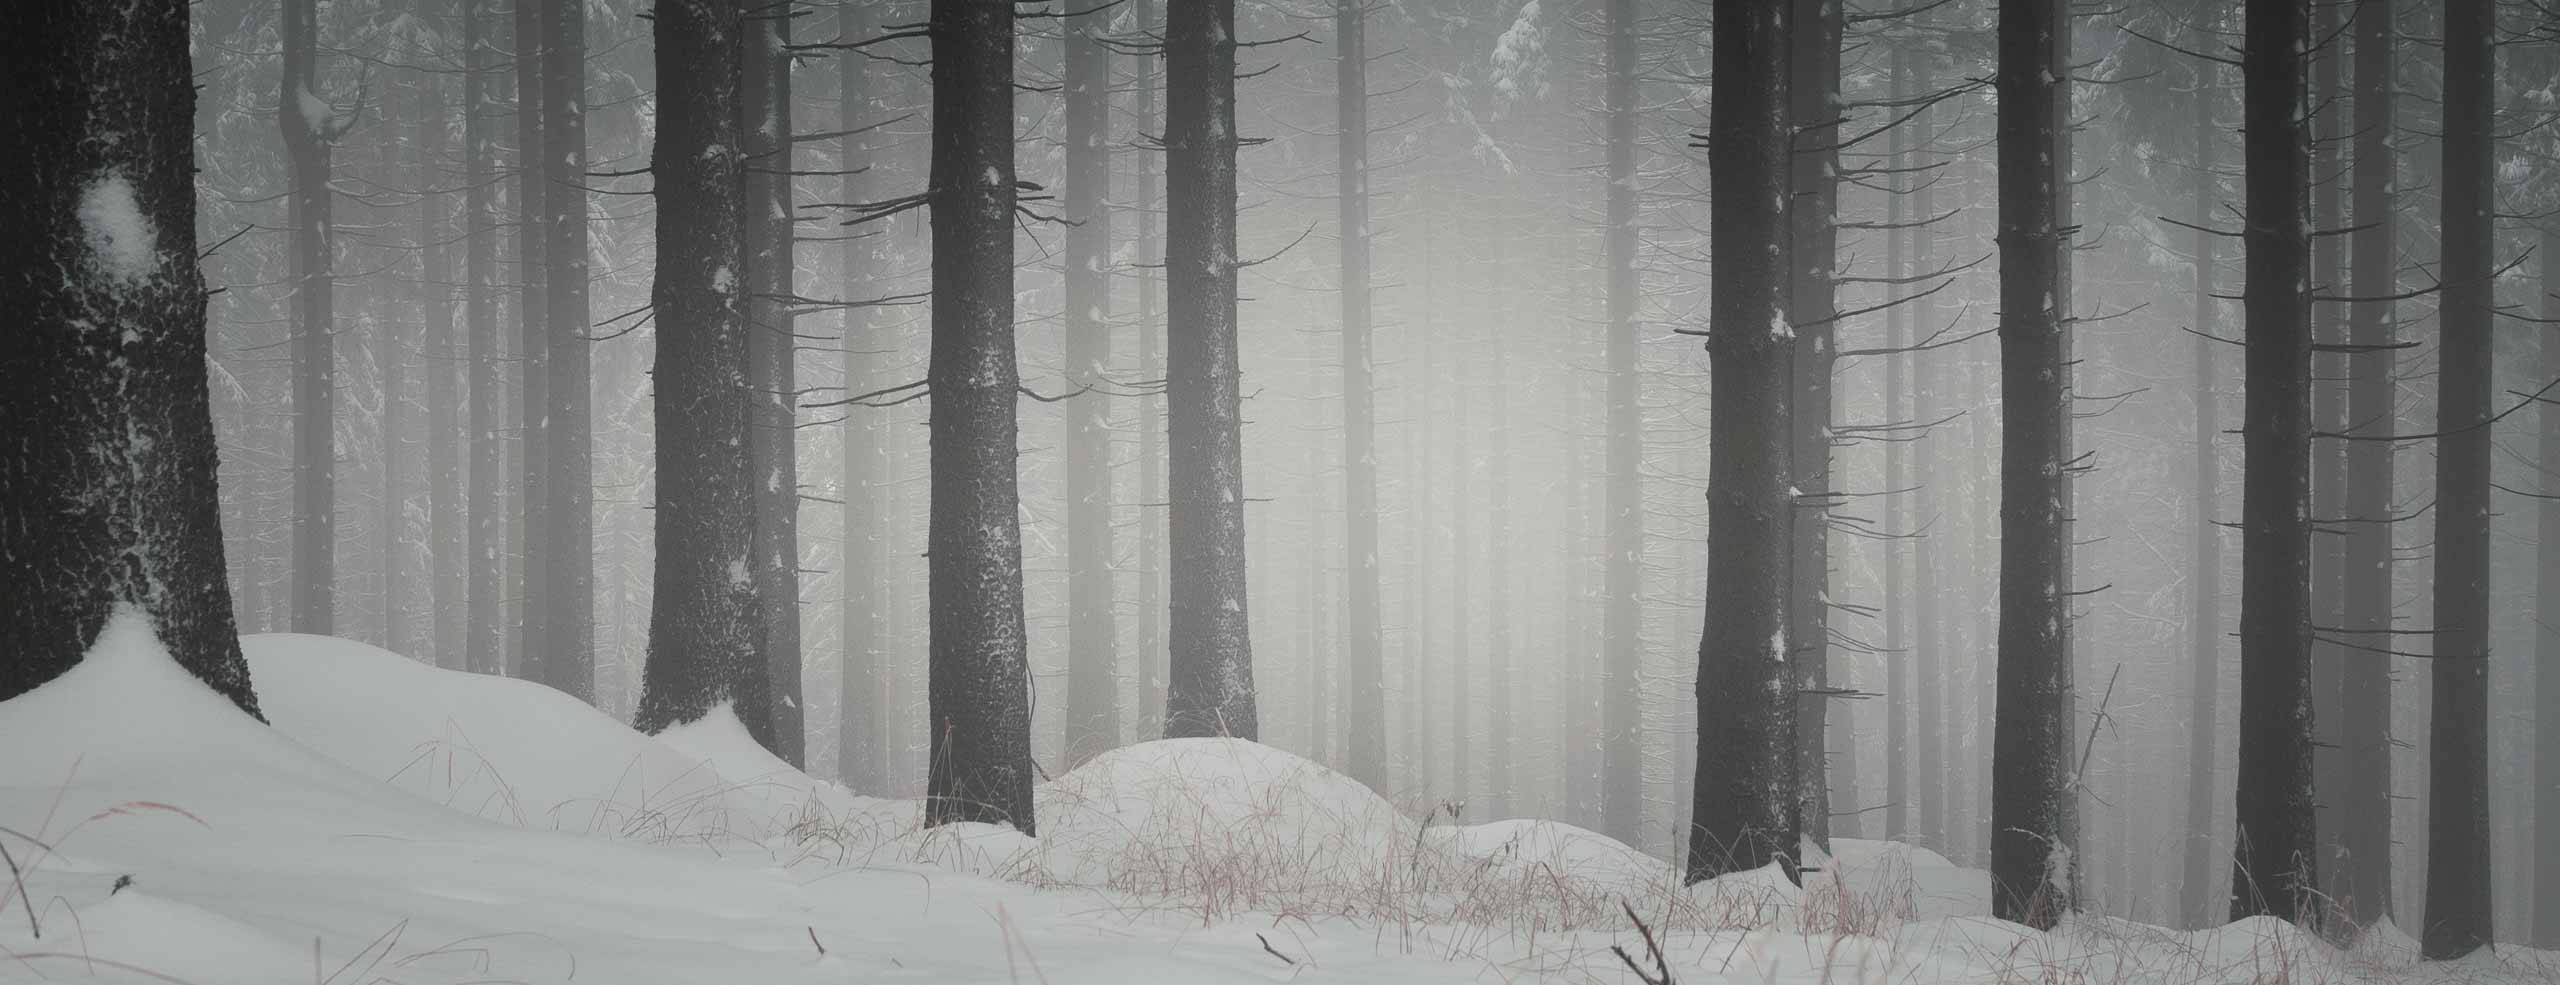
0 0 263 717
541 0 593 704
2537 223 2560 949
2337 0 2395 930
745 0 803 768
1686 0 1796 887
2229 0 2317 927
836 0 889 794
2422 0 2495 957
282 0 337 636
1061 3 1119 768
1598 0 1643 851
2179 52 2223 930
1335 0 1387 793
632 0 773 751
1162 0 1257 742
464 0 504 679
923 0 1034 832
1786 0 1842 851
1990 0 2076 929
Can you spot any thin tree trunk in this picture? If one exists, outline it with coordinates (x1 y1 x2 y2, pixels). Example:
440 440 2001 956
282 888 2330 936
422 40 463 671
514 0 545 680
1990 0 2076 929
283 0 336 635
633 0 771 748
1162 0 1256 741
2180 50 2224 929
1883 45 1910 847
543 0 592 704
2538 222 2560 949
1449 376 1471 804
465 0 503 677
1686 0 1795 886
0 0 264 716
1912 95 1945 855
1599 0 1644 850
923 0 1034 831
1133 0 1165 742
2337 0 2396 930
744 0 801 765
1488 366 1514 818
2306 0 2347 903
837 0 887 793
2422 0 2496 956
1335 0 1387 794
1062 1 1118 768
1787 0 1842 851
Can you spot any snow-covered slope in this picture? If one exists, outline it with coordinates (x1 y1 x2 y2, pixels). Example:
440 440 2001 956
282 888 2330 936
2 624 2551 984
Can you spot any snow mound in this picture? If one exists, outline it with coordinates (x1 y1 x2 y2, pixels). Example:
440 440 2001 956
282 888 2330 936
244 634 873 843
1425 818 1672 895
1823 837 1993 921
1035 738 1415 908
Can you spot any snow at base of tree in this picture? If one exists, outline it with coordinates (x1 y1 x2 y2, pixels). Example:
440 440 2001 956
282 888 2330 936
0 628 2552 984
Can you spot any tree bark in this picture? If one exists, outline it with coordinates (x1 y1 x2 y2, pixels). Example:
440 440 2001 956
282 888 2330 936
2305 0 2347 904
1162 0 1256 742
1686 0 1795 886
1061 0 1119 768
2422 0 2496 957
2336 0 2395 931
923 0 1034 832
1990 0 2076 929
542 0 592 704
632 0 772 751
282 0 336 636
744 0 801 766
0 0 264 717
1336 0 1387 793
1786 0 1842 852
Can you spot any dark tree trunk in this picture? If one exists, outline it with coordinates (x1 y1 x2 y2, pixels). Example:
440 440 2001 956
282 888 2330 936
633 0 772 750
1336 0 1386 792
1686 0 1795 886
923 0 1034 832
542 0 592 704
465 0 504 677
2422 0 2495 957
1883 45 1910 848
836 0 888 793
2180 47 2224 930
2229 0 2317 926
1786 0 1841 851
1061 1 1118 768
1990 0 2076 929
1598 0 1643 850
513 0 545 680
2305 0 2347 904
744 0 801 766
282 0 336 635
1162 0 1256 742
421 43 463 671
0 0 263 717
2336 0 2395 931
2539 224 2560 950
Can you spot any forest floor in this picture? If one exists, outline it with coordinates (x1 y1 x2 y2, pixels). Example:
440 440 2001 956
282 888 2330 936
0 617 2552 985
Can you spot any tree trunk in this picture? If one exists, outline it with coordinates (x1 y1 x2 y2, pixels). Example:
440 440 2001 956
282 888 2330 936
2540 222 2560 949
2422 0 2495 956
632 0 771 750
2337 0 2396 931
542 0 592 704
1133 0 1165 743
1599 0 1644 850
0 0 264 717
2305 0 2347 906
1061 1 1118 768
2230 0 2317 926
421 44 463 671
1912 95 1945 856
1990 0 2076 929
1487 368 1514 817
1162 0 1256 742
1883 45 1910 848
1336 0 1387 793
1449 376 1471 803
464 0 504 678
513 0 545 680
1786 0 1841 852
1686 0 1795 886
837 0 888 793
744 0 801 766
2179 49 2224 930
923 0 1034 832
282 0 336 636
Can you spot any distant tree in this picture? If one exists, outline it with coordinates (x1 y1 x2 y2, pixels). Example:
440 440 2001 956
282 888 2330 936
1131 0 1168 743
1883 44 1913 850
417 10 465 671
541 0 594 704
923 0 1035 832
282 0 347 636
1162 0 1257 741
836 0 891 793
2228 0 2317 926
1989 0 2077 929
1598 0 1643 851
1334 0 1388 793
514 0 546 680
1687 0 1796 886
2422 0 2495 958
1061 0 1120 769
632 0 772 749
0 0 264 715
2335 0 2396 931
464 0 505 678
2178 31 2225 931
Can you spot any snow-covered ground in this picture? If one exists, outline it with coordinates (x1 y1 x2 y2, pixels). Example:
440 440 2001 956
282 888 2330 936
1 616 2553 984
